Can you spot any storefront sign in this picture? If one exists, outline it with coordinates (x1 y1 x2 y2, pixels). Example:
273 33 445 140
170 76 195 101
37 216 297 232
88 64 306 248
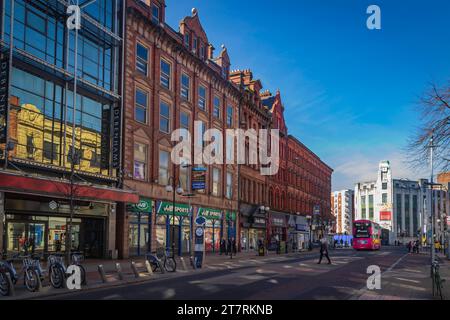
313 205 321 216
198 207 222 220
156 201 191 217
192 167 207 190
254 218 266 225
111 104 121 169
380 211 392 221
101 107 111 170
272 218 285 227
0 53 9 144
127 198 152 213
226 211 237 221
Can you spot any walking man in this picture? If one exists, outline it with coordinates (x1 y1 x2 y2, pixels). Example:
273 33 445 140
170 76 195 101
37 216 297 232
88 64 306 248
318 236 331 265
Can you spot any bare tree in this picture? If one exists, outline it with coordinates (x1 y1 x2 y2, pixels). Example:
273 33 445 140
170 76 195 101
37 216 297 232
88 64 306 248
406 81 450 172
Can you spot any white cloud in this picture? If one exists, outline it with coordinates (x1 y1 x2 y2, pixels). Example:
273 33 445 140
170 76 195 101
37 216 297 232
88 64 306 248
332 151 429 191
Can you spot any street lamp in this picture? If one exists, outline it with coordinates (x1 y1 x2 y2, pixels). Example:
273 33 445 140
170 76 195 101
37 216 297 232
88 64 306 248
166 169 184 261
259 206 270 255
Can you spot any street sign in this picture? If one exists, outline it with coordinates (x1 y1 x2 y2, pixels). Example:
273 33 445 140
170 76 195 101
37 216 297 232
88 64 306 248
192 167 207 190
195 216 207 226
313 205 320 215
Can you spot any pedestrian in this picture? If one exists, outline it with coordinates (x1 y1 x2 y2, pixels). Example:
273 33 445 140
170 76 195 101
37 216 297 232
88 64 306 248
227 238 232 256
414 240 420 254
407 241 412 253
232 237 237 255
334 239 337 249
220 239 226 255
317 236 331 265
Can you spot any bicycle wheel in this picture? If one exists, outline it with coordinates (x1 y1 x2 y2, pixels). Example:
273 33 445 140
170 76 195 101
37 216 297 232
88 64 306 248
78 265 87 286
49 265 65 289
24 268 41 292
165 258 177 273
0 272 11 296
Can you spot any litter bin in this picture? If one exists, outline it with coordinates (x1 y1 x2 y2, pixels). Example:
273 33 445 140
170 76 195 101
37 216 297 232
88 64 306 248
258 245 265 256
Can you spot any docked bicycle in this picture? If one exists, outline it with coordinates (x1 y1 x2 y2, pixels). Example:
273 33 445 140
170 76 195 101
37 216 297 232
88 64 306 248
47 252 86 289
0 254 42 295
146 248 176 273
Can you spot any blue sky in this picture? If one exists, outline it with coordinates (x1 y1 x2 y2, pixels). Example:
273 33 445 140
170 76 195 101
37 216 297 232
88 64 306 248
165 0 450 190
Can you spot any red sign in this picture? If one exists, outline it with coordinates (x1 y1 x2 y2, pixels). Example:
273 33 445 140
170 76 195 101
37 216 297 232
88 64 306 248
380 212 392 221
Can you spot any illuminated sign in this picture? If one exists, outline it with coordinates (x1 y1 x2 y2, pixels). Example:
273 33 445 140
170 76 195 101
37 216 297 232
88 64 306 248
380 211 392 221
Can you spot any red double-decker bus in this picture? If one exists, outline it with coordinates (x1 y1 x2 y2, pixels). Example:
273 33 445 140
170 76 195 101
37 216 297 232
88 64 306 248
352 220 382 251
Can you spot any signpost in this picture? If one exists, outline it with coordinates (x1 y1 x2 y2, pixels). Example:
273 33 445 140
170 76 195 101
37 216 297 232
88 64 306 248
192 167 207 191
194 216 206 268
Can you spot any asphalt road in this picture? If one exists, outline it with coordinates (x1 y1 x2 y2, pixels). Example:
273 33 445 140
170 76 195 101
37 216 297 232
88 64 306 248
43 247 414 300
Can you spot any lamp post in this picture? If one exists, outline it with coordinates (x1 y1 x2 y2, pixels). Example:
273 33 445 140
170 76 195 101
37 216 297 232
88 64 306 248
259 205 270 255
166 164 184 261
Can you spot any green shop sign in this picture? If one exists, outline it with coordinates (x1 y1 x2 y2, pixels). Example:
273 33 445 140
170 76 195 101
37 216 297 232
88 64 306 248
127 198 152 213
226 211 237 221
198 208 223 220
157 201 191 217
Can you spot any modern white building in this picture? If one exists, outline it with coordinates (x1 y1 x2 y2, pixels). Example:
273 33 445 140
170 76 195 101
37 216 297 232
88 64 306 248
331 190 354 235
354 161 449 245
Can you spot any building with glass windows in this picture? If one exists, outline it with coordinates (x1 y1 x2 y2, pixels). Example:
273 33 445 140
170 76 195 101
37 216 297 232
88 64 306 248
354 161 449 245
0 0 138 258
121 1 240 258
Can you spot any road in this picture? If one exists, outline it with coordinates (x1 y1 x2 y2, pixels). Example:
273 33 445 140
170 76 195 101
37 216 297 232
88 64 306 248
40 247 435 300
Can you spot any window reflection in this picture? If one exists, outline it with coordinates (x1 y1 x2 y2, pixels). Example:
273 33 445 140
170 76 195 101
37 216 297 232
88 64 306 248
9 68 115 177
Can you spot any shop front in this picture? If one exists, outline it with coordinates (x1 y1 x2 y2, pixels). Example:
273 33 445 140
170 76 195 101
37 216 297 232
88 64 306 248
127 198 152 257
197 207 223 253
155 201 192 256
0 172 139 259
240 205 267 252
295 215 310 251
4 193 109 258
269 212 288 252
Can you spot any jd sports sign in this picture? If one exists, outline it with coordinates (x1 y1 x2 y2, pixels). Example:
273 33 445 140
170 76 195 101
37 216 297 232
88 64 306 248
157 201 191 217
0 53 9 144
127 199 152 213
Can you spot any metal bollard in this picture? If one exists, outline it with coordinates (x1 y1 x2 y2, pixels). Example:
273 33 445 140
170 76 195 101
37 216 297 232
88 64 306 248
98 265 107 283
130 261 140 278
190 256 197 270
180 257 188 271
116 263 124 280
145 260 153 275
5 272 15 296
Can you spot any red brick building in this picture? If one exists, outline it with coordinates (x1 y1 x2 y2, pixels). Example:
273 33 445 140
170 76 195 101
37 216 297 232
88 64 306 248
120 1 240 258
229 70 272 252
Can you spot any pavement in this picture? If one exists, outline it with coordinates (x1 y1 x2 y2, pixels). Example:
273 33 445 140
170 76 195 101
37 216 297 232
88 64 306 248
2 246 448 300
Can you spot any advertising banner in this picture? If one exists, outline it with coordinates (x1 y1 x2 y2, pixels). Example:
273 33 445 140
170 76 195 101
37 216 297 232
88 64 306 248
0 52 9 144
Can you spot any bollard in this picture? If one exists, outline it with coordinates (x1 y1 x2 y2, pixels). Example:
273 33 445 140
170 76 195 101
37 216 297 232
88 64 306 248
180 257 188 271
145 260 153 276
190 256 197 270
5 272 15 296
98 265 107 283
130 261 140 278
116 263 124 281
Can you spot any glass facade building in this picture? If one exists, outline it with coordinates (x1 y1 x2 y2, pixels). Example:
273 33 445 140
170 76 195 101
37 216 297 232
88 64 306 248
0 0 130 258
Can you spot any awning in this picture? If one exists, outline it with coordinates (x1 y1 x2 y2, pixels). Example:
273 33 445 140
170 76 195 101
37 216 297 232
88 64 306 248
0 171 139 204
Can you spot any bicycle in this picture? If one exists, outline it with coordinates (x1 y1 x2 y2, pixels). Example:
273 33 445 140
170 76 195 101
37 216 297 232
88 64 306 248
146 248 177 273
0 254 42 292
0 261 13 296
431 260 445 300
48 252 87 289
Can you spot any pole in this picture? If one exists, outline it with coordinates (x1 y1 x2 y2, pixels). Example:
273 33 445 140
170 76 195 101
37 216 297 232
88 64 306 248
3 0 14 170
172 163 176 259
67 0 80 265
430 136 435 267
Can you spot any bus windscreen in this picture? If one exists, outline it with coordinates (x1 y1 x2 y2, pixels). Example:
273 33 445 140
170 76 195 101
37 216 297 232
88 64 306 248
354 222 371 238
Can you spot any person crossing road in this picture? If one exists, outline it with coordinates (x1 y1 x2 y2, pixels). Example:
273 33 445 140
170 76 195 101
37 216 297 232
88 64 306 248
317 237 332 265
